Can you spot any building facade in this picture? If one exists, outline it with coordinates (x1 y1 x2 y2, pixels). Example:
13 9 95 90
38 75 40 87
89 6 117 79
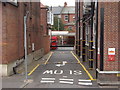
0 1 50 76
52 2 76 32
40 3 50 54
75 0 120 85
50 2 76 46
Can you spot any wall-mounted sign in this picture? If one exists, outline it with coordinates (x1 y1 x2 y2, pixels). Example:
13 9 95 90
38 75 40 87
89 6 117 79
108 48 115 55
7 0 18 6
108 48 115 61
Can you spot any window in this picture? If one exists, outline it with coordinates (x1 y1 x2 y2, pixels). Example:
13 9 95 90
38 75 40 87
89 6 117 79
68 26 72 30
47 11 50 24
64 15 68 21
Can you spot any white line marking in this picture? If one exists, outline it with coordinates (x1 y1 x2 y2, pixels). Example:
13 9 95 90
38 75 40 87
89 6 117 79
78 82 92 85
59 78 74 81
78 79 91 82
42 78 55 80
63 76 68 78
40 81 54 83
59 81 73 84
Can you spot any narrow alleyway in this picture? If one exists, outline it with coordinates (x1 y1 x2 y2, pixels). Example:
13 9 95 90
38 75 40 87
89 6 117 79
1 0 120 89
2 50 119 88
24 50 98 88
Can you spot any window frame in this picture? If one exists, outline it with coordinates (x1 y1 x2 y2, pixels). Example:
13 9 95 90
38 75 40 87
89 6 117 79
64 15 68 21
68 26 72 30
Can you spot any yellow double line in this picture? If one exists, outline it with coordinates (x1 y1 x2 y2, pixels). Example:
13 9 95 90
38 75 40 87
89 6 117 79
44 52 53 65
28 52 53 76
71 51 95 81
117 74 120 77
28 64 40 76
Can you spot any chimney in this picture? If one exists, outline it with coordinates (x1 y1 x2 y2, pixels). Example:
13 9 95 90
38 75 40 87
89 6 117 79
64 2 67 7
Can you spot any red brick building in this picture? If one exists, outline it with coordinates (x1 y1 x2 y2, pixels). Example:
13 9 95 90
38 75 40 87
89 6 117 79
97 2 120 85
61 5 75 32
75 0 120 85
51 2 76 46
40 3 50 54
52 2 75 32
0 2 50 76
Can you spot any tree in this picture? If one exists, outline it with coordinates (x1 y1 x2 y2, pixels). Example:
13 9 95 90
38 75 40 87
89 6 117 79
52 16 65 31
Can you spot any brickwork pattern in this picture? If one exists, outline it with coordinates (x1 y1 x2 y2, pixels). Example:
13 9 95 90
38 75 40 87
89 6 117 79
61 14 75 31
118 2 120 71
40 7 48 35
61 14 75 24
1 2 50 64
97 2 119 71
40 6 50 54
0 2 2 64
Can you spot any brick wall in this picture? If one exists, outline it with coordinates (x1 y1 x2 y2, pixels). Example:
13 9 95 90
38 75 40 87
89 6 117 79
0 2 2 64
1 2 50 64
75 1 119 84
118 2 120 71
75 1 119 71
26 2 41 52
2 3 25 64
42 36 50 54
61 14 75 32
40 6 50 54
40 7 48 35
98 2 119 71
61 14 75 24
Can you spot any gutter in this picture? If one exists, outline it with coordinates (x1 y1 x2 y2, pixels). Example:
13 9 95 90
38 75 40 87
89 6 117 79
96 68 120 74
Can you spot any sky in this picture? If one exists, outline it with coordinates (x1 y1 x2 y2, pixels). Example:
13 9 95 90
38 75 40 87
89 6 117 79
40 0 75 6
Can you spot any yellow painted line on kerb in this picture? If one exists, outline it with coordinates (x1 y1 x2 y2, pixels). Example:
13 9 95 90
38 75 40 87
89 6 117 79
28 52 53 76
44 52 53 65
117 74 120 77
28 64 40 76
71 51 95 80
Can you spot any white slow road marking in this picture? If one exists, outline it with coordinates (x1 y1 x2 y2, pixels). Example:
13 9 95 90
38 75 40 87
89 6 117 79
78 79 91 82
59 78 74 81
59 78 74 84
42 78 55 80
78 82 92 85
40 78 55 83
59 81 73 84
56 61 67 67
63 76 68 78
40 81 55 83
78 79 92 85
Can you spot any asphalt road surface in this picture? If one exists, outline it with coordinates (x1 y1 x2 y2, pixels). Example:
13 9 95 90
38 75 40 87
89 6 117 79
25 51 98 88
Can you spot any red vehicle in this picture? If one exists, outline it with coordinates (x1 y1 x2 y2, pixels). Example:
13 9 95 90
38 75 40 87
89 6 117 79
51 36 58 50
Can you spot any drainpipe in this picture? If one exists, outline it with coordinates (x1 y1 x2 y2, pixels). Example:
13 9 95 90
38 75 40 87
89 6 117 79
95 0 98 78
24 11 29 81
100 8 104 71
78 0 81 57
75 0 78 54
